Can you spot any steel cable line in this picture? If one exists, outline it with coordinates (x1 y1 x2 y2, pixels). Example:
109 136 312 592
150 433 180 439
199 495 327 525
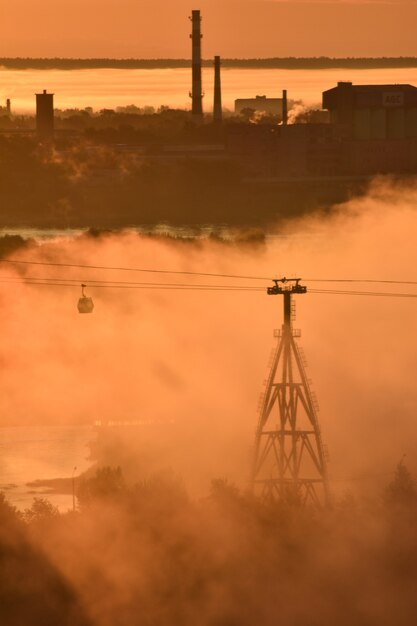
1 258 417 287
0 277 264 291
306 278 417 286
0 275 263 290
310 288 417 298
1 277 417 298
0 258 270 281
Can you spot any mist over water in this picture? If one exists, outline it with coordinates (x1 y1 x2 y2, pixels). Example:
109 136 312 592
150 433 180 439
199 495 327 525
0 425 93 510
1 183 417 626
3 67 417 112
0 181 416 500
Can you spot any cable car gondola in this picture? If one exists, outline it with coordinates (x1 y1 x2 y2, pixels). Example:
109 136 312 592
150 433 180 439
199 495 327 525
78 284 94 314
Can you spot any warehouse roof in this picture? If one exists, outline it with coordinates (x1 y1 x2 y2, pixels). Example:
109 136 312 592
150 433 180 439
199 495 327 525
323 82 417 109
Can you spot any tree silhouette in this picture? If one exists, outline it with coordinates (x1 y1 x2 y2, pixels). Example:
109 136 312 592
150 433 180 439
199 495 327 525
77 466 125 506
384 461 417 508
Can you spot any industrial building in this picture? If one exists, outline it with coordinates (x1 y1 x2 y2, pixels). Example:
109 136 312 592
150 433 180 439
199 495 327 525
235 95 284 117
322 82 417 140
227 122 349 177
228 82 417 177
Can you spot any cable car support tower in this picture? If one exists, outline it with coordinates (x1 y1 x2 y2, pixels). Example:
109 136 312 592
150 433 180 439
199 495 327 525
252 278 330 507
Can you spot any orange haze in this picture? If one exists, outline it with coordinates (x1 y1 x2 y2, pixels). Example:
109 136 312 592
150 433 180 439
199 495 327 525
0 180 416 495
1 0 417 58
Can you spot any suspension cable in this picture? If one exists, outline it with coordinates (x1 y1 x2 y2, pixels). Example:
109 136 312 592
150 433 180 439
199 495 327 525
1 257 416 287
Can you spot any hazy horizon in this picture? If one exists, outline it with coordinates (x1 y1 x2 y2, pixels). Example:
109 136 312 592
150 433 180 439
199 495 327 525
3 66 417 113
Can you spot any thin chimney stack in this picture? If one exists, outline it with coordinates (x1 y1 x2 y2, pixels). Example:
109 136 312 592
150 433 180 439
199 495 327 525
190 10 203 119
282 89 288 125
213 56 222 123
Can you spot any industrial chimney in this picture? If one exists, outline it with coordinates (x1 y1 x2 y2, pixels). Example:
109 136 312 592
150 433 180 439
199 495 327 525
189 10 203 119
282 89 288 125
213 56 222 123
6 99 11 116
36 89 54 140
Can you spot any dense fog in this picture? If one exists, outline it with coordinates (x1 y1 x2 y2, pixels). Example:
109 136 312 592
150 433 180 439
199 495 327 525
1 181 417 624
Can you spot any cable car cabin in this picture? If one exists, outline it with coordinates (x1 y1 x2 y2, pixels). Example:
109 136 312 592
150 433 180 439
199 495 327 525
78 284 94 314
78 296 94 314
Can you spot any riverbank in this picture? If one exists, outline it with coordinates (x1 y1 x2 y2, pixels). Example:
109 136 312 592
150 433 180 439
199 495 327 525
0 425 94 511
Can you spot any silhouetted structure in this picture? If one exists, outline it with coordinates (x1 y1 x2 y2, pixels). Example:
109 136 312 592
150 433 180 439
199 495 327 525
252 278 329 507
36 90 54 140
282 89 288 125
189 10 203 119
6 99 11 116
323 82 417 139
235 95 283 117
213 56 222 123
228 81 417 176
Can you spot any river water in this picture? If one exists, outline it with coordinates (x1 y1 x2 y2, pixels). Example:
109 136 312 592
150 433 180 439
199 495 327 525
1 67 417 113
0 425 94 511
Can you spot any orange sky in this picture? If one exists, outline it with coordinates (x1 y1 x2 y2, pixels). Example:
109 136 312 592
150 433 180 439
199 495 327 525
1 1 417 58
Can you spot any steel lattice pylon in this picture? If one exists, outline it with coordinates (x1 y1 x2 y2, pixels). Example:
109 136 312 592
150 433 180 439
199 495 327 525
252 278 330 507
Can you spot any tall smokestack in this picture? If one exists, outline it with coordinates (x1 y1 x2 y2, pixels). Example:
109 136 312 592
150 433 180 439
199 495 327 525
6 99 11 116
36 89 54 141
282 89 288 125
190 10 203 119
213 56 222 123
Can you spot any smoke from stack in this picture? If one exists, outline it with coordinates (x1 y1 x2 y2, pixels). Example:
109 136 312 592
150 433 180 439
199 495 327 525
190 10 203 119
213 56 222 123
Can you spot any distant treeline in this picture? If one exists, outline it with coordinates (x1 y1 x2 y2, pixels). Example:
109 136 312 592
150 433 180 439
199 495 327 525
2 57 417 70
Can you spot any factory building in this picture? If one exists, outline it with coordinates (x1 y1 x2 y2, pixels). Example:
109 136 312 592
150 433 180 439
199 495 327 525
228 82 417 177
235 95 284 117
322 82 417 140
227 123 349 177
